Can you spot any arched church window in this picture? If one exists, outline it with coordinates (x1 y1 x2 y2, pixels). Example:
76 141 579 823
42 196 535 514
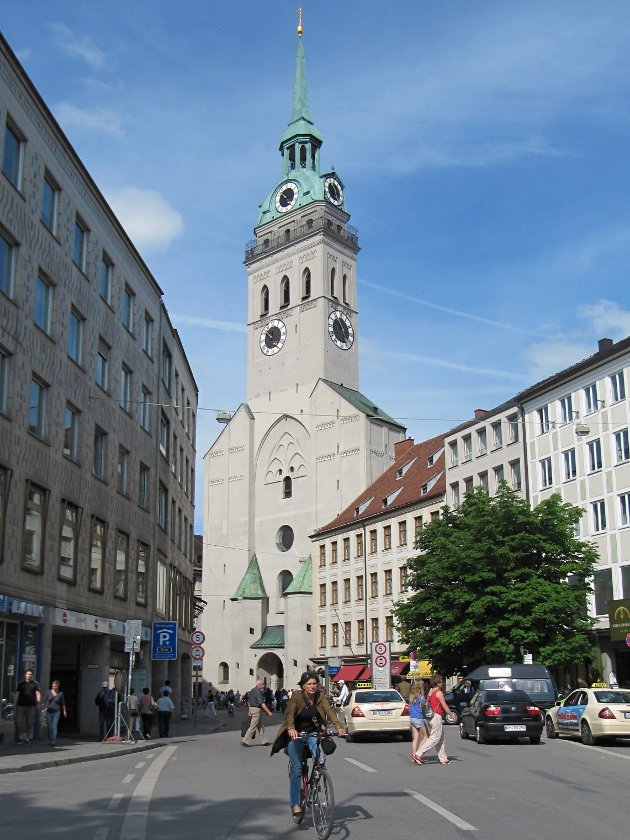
330 267 336 298
288 145 296 171
261 285 269 316
306 218 313 229
284 228 291 242
280 276 290 308
302 267 311 299
283 476 292 498
278 570 293 597
342 274 348 304
300 145 307 168
276 525 294 552
219 662 229 683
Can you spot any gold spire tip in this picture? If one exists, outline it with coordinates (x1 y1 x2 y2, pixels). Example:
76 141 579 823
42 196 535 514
297 7 303 37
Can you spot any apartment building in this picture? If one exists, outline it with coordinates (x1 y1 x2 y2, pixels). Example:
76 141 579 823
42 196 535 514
0 34 197 736
311 435 446 684
519 337 630 686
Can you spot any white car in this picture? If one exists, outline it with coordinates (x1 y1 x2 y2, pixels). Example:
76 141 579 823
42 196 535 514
345 689 411 742
545 687 630 745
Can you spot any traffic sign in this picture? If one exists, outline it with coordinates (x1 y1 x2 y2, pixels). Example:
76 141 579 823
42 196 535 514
151 621 178 660
191 644 205 660
191 630 205 645
125 619 142 653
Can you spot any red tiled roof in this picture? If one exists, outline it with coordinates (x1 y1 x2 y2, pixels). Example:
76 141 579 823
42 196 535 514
314 433 447 535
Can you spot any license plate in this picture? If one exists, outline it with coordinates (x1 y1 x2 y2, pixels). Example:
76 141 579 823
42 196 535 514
625 712 630 719
503 724 526 732
372 709 393 717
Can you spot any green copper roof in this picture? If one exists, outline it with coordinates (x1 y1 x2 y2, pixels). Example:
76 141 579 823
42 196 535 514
283 555 313 595
251 625 285 650
231 553 267 600
321 380 406 429
279 37 323 147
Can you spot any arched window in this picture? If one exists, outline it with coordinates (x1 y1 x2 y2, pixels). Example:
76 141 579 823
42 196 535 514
288 145 296 171
278 570 293 597
300 145 307 168
280 276 290 308
219 662 229 683
283 476 292 498
302 267 311 299
261 285 269 316
330 267 336 298
342 274 348 304
284 228 291 242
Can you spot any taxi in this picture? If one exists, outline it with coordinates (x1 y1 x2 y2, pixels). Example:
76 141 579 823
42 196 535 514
545 685 630 745
344 688 411 742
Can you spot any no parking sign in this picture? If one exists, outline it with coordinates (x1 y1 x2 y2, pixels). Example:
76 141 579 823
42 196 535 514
371 641 391 689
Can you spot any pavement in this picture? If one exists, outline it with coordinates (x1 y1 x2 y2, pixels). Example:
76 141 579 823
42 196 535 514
0 708 230 775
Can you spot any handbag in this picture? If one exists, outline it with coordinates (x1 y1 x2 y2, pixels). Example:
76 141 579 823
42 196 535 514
320 735 336 755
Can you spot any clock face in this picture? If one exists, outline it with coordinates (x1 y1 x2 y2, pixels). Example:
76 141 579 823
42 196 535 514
260 319 287 355
324 176 343 206
328 310 354 350
275 181 299 213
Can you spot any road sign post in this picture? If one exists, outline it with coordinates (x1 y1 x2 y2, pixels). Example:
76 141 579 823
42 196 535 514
190 631 206 726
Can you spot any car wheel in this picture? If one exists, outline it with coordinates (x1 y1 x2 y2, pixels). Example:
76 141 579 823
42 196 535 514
545 716 558 739
529 735 541 745
475 724 486 745
345 731 353 743
580 721 596 746
459 722 469 740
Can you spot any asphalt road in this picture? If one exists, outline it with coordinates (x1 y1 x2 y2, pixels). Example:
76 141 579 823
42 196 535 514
3 719 629 840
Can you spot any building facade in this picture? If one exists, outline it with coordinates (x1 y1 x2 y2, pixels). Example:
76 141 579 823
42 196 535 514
0 34 197 737
201 26 405 692
311 436 446 685
519 337 630 686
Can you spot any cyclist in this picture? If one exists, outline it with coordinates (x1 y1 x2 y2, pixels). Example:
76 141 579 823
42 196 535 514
271 670 345 822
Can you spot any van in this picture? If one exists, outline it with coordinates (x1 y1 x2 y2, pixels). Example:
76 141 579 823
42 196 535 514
444 664 558 722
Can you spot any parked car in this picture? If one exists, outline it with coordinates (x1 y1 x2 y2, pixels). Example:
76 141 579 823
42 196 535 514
459 688 544 744
545 687 630 745
345 688 411 742
445 663 557 723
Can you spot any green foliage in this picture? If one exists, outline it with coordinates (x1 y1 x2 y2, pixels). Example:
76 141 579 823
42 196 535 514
393 484 598 675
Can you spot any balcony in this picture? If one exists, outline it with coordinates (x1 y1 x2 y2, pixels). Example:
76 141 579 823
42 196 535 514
245 211 359 262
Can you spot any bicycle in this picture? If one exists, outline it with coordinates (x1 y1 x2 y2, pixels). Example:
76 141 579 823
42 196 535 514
291 732 335 839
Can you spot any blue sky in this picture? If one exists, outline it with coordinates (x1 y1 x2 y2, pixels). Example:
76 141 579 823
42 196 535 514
4 2 630 528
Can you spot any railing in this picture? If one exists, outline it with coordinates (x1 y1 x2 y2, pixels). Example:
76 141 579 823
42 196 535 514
245 211 359 261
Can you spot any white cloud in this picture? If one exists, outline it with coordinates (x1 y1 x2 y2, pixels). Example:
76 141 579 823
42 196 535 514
54 102 123 138
379 348 527 382
524 339 593 383
578 299 630 339
50 22 106 71
105 188 184 252
171 314 246 334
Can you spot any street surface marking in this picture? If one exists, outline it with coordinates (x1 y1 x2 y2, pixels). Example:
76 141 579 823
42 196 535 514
122 774 135 784
342 756 377 773
405 789 477 832
121 745 177 840
108 794 124 810
134 762 146 769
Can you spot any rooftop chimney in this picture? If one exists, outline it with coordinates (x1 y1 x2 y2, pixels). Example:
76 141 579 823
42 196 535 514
394 438 415 459
474 409 487 420
598 338 613 353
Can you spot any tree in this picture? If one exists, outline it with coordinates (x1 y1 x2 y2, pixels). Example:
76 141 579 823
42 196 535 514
393 484 598 676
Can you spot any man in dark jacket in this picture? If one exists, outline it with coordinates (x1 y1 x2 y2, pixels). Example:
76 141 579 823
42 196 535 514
95 680 115 740
14 669 41 744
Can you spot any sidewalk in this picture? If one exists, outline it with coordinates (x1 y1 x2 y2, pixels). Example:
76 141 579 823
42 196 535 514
0 707 229 775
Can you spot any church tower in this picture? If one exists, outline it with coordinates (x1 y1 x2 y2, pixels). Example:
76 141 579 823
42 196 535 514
201 15 405 693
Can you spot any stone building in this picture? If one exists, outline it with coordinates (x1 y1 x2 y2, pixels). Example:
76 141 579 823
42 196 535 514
201 25 404 692
0 34 196 736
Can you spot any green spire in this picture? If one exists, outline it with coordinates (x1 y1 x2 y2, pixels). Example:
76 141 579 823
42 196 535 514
279 18 322 159
230 553 267 600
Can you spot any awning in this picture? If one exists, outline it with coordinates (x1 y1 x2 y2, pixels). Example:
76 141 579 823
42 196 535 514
332 664 365 683
390 661 410 677
359 666 372 681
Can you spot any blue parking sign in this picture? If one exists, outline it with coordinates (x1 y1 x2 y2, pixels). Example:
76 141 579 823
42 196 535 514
152 621 178 660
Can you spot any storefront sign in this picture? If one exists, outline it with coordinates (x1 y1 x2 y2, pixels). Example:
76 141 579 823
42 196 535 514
0 593 44 618
52 608 150 641
608 598 630 642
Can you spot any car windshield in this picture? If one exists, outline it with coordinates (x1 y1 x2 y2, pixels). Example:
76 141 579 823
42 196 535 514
483 690 532 703
354 691 402 704
593 691 630 705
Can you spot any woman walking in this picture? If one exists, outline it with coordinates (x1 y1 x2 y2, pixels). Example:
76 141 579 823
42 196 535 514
414 674 455 765
138 687 155 738
43 680 67 747
408 683 429 764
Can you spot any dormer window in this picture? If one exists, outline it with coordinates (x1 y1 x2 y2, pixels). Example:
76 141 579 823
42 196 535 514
381 487 403 508
396 458 416 479
421 474 442 495
354 497 373 517
427 447 444 468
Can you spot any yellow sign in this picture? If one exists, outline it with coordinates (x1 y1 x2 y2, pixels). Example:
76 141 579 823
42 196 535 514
355 681 373 689
590 682 607 688
398 656 411 661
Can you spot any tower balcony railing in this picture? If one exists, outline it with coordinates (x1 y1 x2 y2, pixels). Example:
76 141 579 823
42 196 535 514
245 211 359 262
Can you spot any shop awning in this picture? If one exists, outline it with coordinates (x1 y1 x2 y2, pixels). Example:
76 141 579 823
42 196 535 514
390 661 410 677
359 666 372 681
332 664 365 683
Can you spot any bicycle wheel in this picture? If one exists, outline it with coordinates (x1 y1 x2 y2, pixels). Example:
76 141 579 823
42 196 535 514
311 767 335 840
